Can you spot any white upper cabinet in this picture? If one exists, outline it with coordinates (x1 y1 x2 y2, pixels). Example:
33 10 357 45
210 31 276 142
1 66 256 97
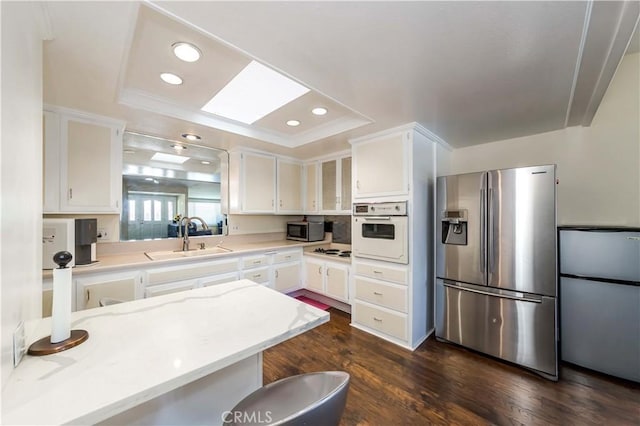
304 162 319 213
276 158 303 213
229 151 277 213
352 131 409 199
228 151 306 214
44 107 124 213
320 155 352 214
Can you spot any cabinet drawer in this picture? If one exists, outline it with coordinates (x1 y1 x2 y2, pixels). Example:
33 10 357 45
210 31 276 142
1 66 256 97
354 301 407 341
146 258 239 285
145 280 196 298
273 250 301 264
241 267 270 285
355 262 407 285
355 277 407 312
242 255 269 269
200 272 240 288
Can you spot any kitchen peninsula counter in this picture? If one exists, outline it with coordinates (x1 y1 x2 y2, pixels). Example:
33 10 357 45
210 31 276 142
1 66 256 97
2 280 329 425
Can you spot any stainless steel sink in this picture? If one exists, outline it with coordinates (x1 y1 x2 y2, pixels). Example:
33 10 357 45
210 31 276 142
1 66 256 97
145 246 232 261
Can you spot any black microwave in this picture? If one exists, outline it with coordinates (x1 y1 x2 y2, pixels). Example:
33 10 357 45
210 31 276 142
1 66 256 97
287 222 325 242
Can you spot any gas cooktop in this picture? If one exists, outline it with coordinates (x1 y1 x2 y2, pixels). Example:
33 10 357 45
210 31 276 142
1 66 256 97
313 248 351 258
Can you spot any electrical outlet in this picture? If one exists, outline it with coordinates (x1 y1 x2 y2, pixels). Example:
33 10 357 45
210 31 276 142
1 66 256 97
97 228 108 240
13 321 26 367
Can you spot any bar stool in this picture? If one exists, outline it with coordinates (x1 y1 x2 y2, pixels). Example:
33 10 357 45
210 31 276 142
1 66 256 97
224 371 350 426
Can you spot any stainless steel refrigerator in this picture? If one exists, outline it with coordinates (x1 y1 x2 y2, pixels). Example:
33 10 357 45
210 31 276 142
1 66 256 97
435 165 558 380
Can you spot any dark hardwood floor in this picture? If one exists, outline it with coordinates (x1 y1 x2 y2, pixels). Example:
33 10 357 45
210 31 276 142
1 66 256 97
263 309 639 425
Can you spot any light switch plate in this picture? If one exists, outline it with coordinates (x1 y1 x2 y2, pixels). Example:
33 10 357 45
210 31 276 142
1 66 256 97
13 321 26 367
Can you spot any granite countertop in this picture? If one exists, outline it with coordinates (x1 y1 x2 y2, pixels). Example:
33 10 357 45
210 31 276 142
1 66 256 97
2 280 329 425
43 238 332 279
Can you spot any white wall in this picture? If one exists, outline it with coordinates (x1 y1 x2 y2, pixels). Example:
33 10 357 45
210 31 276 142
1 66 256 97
1 2 46 390
449 53 640 226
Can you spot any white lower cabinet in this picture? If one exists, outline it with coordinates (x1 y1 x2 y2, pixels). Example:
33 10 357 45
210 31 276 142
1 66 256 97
241 267 270 286
273 262 302 293
352 259 413 347
269 249 302 293
145 257 240 297
199 272 240 288
145 279 197 298
303 257 350 304
75 270 143 310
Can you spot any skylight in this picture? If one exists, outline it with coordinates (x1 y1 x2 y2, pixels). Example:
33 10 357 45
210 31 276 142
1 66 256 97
151 152 190 164
201 60 310 125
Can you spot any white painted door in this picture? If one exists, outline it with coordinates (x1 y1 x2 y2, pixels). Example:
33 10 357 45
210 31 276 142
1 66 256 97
304 162 318 213
277 159 303 213
353 132 408 198
273 262 301 293
76 271 141 310
60 116 122 212
325 263 349 302
242 152 276 213
304 258 324 293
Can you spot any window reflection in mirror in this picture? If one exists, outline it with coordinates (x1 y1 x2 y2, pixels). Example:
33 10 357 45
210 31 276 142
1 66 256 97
121 132 227 240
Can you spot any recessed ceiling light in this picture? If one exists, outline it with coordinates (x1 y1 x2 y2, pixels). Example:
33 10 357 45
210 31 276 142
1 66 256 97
170 144 187 150
201 60 310 124
151 152 190 164
312 107 328 116
286 120 301 127
160 72 183 85
181 133 201 141
201 160 211 165
172 42 201 63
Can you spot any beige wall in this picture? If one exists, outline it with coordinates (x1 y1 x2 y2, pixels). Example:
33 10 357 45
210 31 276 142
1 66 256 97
449 53 639 226
1 2 46 389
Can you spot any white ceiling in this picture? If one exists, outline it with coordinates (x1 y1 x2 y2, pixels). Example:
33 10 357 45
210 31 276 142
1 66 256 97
43 1 639 159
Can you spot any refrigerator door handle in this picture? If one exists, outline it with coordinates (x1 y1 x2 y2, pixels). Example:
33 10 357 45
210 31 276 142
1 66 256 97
488 186 494 275
480 188 486 273
443 282 543 304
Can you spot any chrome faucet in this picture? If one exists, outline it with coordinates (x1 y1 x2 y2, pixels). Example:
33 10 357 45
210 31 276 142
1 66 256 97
180 216 192 251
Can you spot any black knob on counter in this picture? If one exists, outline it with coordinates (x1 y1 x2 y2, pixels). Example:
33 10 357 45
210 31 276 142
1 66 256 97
54 251 73 269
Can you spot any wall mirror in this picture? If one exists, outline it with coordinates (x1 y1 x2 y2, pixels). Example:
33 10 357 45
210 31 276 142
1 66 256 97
121 132 227 241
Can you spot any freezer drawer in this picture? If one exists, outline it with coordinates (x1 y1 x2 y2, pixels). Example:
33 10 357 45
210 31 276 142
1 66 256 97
436 280 557 377
560 277 640 382
559 230 640 282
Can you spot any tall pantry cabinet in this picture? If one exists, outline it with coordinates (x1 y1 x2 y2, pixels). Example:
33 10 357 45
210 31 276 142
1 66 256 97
350 123 444 350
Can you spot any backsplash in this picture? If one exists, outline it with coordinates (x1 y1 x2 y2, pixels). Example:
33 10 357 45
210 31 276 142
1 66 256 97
325 215 351 244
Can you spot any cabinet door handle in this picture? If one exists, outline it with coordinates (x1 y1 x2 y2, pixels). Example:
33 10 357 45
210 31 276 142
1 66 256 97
280 200 283 207
356 180 360 189
86 289 90 302
272 199 274 207
326 268 330 276
373 317 383 322
275 270 279 278
69 188 73 200
373 291 383 296
318 266 322 274
253 274 262 279
253 260 261 264
373 270 383 274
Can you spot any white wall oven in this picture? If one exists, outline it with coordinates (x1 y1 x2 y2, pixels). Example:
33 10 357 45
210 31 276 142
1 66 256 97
352 201 408 264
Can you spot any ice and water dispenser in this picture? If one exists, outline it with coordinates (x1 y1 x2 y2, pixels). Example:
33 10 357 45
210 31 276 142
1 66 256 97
441 210 468 245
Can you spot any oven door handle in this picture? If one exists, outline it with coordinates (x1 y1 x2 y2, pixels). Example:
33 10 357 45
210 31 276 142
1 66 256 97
363 216 392 221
